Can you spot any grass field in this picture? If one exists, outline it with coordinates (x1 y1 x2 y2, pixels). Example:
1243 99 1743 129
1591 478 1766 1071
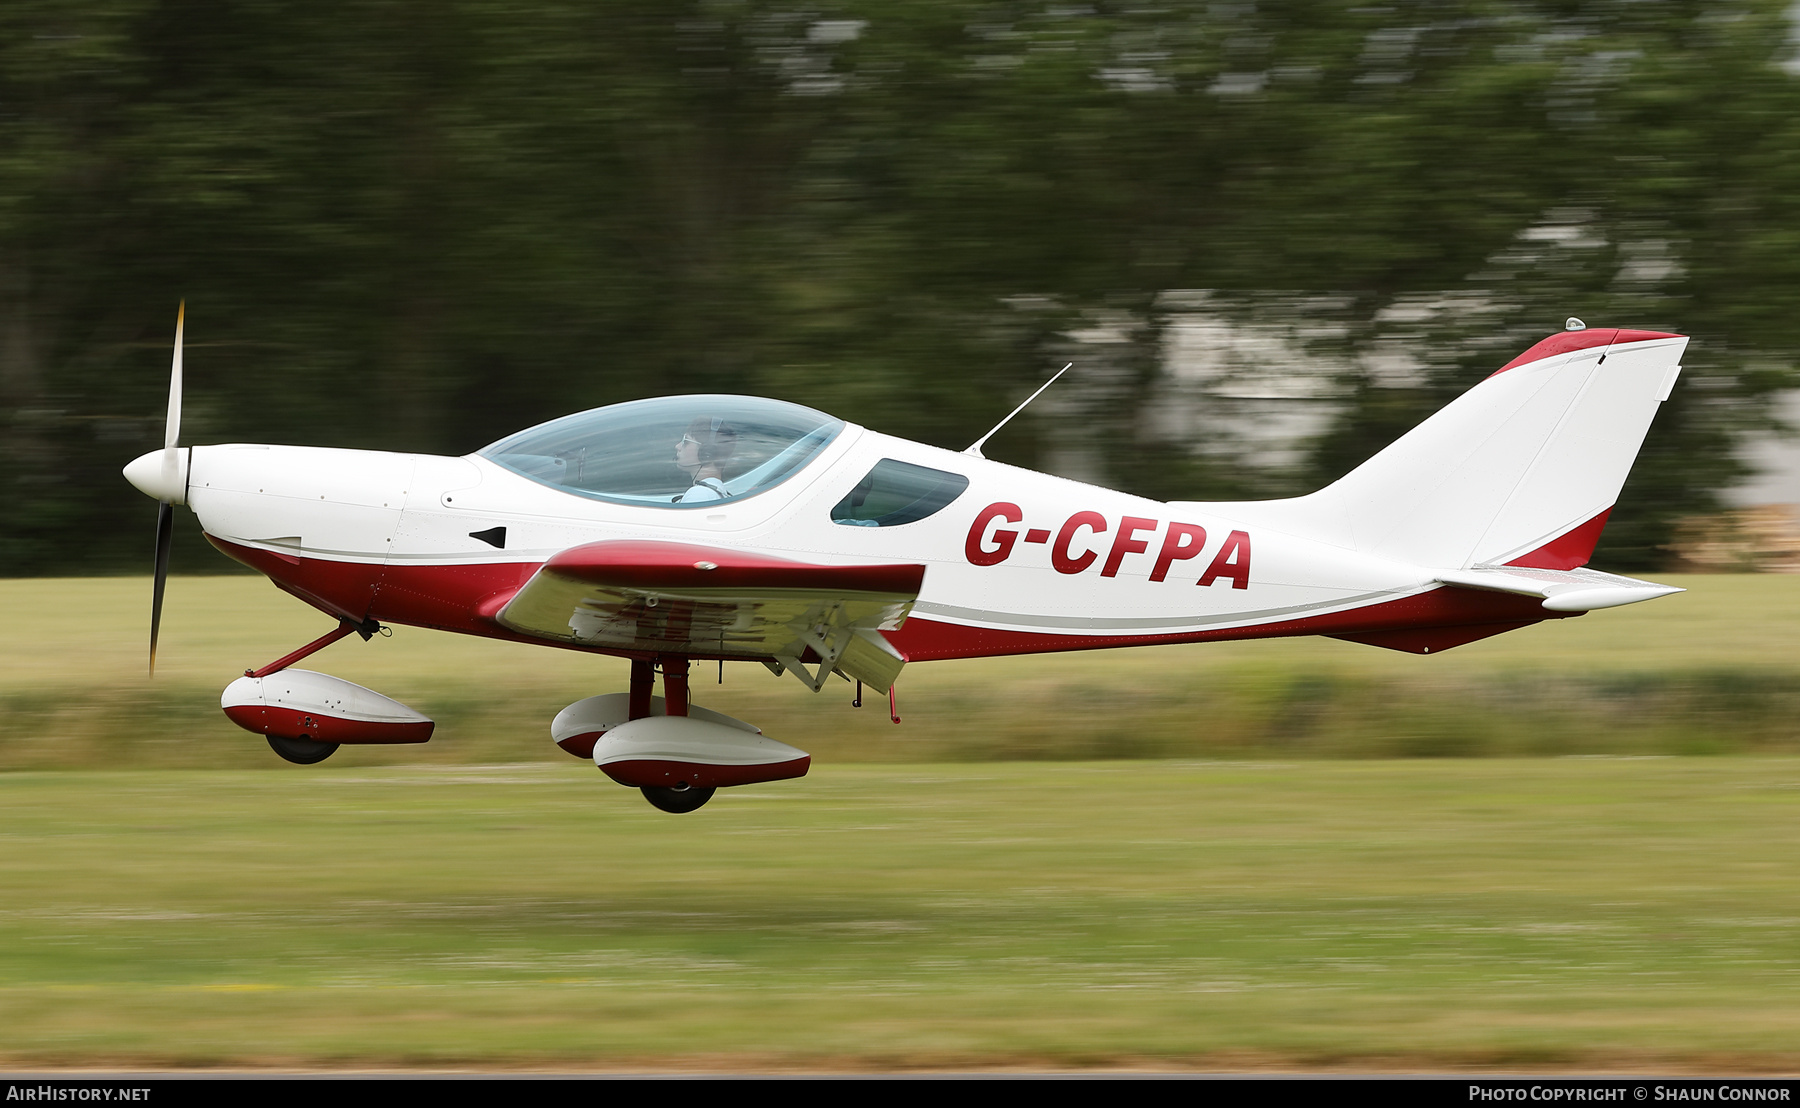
2 576 1799 1071
1 759 1798 1071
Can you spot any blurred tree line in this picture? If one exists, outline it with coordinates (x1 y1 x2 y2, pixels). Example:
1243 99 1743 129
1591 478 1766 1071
2 0 1796 574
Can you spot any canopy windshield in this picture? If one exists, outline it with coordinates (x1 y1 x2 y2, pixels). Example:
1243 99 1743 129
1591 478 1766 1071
478 395 844 508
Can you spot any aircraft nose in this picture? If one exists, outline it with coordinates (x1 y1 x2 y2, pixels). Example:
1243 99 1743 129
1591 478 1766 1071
124 448 188 505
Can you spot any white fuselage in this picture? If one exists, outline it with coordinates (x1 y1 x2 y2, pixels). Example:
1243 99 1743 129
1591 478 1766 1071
177 425 1445 661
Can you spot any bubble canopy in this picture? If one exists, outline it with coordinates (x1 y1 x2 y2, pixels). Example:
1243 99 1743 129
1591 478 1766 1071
477 395 846 508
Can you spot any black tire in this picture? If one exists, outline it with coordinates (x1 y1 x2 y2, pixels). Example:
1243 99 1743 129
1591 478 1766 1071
267 733 339 765
640 784 715 813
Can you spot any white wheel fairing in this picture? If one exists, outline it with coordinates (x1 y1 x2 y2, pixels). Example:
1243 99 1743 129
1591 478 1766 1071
221 669 434 745
592 716 810 789
552 693 760 757
552 693 760 745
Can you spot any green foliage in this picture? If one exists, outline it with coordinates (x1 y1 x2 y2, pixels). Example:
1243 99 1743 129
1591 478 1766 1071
1 2 1797 573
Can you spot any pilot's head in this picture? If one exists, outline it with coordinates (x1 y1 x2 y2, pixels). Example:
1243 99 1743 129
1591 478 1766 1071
676 416 736 475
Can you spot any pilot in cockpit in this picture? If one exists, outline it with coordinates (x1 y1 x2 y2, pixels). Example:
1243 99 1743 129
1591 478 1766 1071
673 416 736 503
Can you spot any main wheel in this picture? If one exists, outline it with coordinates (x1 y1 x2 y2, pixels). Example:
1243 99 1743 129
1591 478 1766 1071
267 733 339 765
640 784 715 813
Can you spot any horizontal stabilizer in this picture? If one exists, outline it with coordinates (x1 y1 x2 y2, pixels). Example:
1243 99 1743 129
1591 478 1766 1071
1434 565 1683 612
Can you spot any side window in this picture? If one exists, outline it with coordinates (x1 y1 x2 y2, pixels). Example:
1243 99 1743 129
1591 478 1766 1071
832 459 970 527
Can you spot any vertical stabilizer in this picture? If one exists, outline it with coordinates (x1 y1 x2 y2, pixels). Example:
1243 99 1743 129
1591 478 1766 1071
1175 328 1687 570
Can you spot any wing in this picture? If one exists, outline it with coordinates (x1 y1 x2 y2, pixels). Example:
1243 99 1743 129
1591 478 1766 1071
495 540 924 690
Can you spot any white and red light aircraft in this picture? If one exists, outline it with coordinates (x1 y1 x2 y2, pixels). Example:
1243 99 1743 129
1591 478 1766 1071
126 309 1688 812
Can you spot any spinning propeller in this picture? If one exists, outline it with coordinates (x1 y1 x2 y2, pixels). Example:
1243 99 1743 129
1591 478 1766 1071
148 303 184 676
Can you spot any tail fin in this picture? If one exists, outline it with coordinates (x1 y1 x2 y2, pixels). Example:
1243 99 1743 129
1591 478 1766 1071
1182 327 1688 570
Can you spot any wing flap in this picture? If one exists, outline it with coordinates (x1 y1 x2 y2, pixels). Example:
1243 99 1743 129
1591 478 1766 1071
834 627 907 690
497 541 924 686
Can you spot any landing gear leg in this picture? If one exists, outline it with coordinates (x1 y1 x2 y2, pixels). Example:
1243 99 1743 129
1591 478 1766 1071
628 658 654 721
615 647 727 813
633 656 708 812
663 656 689 717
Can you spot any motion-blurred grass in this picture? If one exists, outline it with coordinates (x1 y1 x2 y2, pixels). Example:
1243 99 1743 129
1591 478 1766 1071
0 759 1798 1070
4 577 1800 1069
2 575 1797 767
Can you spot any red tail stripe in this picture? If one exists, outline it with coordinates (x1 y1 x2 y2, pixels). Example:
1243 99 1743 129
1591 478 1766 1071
1489 328 1681 377
1505 507 1612 571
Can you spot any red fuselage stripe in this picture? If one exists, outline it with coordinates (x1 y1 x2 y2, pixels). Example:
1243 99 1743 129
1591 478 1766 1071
209 535 1566 665
887 587 1564 661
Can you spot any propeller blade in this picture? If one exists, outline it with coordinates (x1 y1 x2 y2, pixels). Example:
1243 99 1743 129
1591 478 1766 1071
165 301 183 450
159 302 185 497
150 499 173 677
150 302 184 677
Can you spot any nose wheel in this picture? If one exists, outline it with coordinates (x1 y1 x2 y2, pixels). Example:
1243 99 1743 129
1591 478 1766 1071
267 734 338 765
640 784 715 813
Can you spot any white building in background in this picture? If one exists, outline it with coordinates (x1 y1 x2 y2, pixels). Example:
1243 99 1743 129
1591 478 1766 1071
1726 391 1800 509
1709 389 1800 572
1153 304 1347 477
1033 292 1352 491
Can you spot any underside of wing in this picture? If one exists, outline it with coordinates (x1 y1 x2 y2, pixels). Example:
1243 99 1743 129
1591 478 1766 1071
495 540 925 690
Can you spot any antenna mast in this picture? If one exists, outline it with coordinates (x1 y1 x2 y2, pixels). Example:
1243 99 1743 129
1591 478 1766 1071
964 363 1073 459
